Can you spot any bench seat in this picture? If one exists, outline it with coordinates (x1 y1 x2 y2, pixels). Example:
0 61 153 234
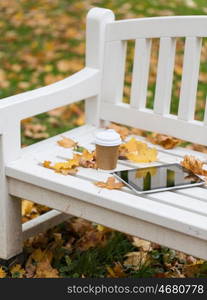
6 124 207 259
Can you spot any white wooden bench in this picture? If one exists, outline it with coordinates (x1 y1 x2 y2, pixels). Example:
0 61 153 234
1 7 207 262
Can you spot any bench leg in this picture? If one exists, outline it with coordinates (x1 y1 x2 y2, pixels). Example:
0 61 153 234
0 192 23 261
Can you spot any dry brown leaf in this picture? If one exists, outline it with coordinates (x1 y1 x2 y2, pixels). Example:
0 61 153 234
147 133 181 149
23 123 49 139
76 230 106 251
57 136 77 148
94 176 124 190
107 262 126 278
132 237 152 252
76 150 96 169
124 251 148 270
180 155 207 176
35 259 59 278
57 59 71 72
70 218 94 236
186 143 207 154
108 123 130 140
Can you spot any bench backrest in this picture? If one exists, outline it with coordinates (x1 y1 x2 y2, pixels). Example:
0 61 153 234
88 8 207 145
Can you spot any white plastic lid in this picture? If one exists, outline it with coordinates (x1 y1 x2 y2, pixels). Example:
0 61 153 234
95 129 122 146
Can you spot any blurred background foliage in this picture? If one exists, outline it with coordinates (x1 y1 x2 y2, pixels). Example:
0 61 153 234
0 0 207 278
0 0 207 145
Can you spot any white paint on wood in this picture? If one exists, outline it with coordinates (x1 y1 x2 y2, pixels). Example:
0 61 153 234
106 16 207 41
102 40 127 103
23 210 71 241
178 37 202 121
154 37 176 114
85 7 115 126
8 179 207 260
130 38 152 109
101 102 207 145
0 68 99 120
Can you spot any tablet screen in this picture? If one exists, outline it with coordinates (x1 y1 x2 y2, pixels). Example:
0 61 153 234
114 164 204 192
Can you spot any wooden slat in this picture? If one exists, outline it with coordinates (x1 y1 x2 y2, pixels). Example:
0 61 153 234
178 37 202 121
106 16 207 41
0 68 99 120
85 7 115 126
102 40 127 103
8 178 207 260
6 163 207 240
154 37 176 114
100 102 207 145
204 95 207 125
23 210 71 241
6 126 207 243
130 38 152 109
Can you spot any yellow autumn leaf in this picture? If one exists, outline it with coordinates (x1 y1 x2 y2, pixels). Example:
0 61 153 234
120 137 158 163
22 199 34 216
0 267 6 278
81 149 94 161
126 148 157 163
10 264 25 278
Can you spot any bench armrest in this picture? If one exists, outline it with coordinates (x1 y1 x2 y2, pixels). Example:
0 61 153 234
0 67 100 122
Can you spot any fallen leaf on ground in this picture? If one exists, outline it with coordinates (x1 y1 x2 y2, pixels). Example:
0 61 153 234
22 200 34 216
0 267 6 278
23 123 49 139
132 237 152 252
76 229 107 251
57 136 77 148
94 176 125 190
119 137 158 163
10 264 25 278
107 262 126 278
124 251 148 270
147 133 181 149
180 155 207 176
35 259 59 278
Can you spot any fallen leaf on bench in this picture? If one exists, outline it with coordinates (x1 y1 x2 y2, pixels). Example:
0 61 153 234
119 137 158 163
94 176 125 190
180 155 207 176
147 133 181 149
42 158 79 175
57 136 77 148
108 123 130 140
74 149 96 168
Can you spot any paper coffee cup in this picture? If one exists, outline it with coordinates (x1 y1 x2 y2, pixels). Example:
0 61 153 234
95 129 122 170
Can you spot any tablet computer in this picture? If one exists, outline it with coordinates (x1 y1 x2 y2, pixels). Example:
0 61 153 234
113 163 205 194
